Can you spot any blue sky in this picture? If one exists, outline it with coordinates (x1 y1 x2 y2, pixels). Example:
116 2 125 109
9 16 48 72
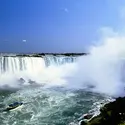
0 0 125 53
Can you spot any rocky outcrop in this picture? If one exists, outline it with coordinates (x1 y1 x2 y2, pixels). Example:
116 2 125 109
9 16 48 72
84 97 125 125
0 53 88 57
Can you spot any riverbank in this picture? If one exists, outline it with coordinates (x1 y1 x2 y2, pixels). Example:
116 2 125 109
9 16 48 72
81 97 125 125
0 53 88 57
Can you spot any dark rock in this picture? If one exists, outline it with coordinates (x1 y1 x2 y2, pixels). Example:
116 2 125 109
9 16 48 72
18 78 25 85
83 114 93 119
28 79 36 85
1 53 88 57
86 97 125 125
79 120 87 125
78 113 93 121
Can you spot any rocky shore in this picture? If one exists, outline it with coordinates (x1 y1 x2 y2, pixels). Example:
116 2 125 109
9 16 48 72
80 97 125 125
0 53 88 57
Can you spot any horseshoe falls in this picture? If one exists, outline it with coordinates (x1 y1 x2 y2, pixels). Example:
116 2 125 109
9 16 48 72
0 56 77 88
0 50 124 125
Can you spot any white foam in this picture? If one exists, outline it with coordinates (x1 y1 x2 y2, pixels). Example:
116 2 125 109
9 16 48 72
67 28 125 96
0 28 125 97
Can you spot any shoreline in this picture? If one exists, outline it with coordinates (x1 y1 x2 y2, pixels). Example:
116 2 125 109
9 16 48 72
81 97 125 125
0 53 88 57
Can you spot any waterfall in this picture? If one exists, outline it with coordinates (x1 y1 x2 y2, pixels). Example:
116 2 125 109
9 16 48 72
0 56 76 74
43 55 76 66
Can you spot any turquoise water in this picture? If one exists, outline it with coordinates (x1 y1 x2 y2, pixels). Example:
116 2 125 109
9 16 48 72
0 86 112 125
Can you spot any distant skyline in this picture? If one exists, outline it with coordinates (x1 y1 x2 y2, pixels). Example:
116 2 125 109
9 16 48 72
0 0 125 53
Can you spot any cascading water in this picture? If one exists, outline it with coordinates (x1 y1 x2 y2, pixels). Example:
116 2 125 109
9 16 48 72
0 57 45 74
0 54 113 125
0 56 77 88
44 55 76 66
1 28 125 124
0 56 76 74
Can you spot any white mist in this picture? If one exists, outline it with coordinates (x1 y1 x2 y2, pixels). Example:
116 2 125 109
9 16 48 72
71 29 125 96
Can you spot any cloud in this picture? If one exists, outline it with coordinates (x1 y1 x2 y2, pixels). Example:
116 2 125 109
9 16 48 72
64 8 68 12
61 8 69 13
22 39 26 42
98 27 118 37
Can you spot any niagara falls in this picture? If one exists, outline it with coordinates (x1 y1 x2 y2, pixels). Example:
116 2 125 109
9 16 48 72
1 0 125 125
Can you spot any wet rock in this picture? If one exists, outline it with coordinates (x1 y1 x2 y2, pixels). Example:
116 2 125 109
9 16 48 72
78 113 93 121
83 114 93 120
86 97 125 125
18 78 25 85
79 120 87 125
28 79 36 85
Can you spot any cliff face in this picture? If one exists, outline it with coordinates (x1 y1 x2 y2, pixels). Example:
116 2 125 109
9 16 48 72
84 97 125 125
0 53 88 57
